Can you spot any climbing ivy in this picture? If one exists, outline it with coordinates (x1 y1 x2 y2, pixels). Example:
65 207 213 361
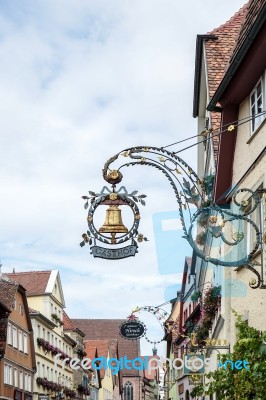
191 311 266 399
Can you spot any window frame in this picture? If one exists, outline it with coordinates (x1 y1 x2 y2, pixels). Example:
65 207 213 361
23 333 28 354
4 363 12 385
250 74 265 135
18 330 23 352
12 326 18 348
124 381 134 400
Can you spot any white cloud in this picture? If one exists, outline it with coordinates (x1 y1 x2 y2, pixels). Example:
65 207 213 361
0 0 246 355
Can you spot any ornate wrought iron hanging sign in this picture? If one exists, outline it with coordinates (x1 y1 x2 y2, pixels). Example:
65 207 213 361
80 180 148 260
119 316 146 340
81 146 264 288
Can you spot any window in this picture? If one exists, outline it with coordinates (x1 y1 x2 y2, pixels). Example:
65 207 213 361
19 371 23 389
14 368 18 387
124 381 133 400
28 374 31 392
19 303 24 315
13 327 17 348
37 362 40 377
250 77 265 133
24 373 31 392
23 333 28 354
4 364 12 385
37 324 40 337
7 323 12 345
18 330 23 351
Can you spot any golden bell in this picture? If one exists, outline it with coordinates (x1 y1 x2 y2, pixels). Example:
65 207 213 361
99 205 128 234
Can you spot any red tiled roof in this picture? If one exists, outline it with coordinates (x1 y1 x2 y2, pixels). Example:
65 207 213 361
7 271 51 295
204 4 248 162
63 311 77 330
0 276 18 311
206 4 248 100
72 319 140 377
85 345 97 360
230 0 265 61
63 311 86 337
84 340 109 358
84 340 109 379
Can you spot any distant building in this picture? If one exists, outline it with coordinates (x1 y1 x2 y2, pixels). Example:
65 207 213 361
0 273 36 400
7 270 76 400
63 312 90 400
84 340 121 400
72 319 141 400
141 355 160 400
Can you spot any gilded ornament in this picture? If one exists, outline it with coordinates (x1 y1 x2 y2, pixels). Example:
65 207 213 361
241 200 249 207
109 193 118 200
175 169 182 174
249 278 257 286
209 216 218 224
109 170 119 179
137 234 144 242
87 215 93 223
218 220 225 228
227 124 235 132
143 147 150 152
232 230 244 241
158 156 165 162
140 157 146 162
122 151 129 157
135 214 141 220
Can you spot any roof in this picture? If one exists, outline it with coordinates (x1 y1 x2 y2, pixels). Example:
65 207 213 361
72 319 140 377
7 271 52 295
84 340 109 379
193 4 248 162
208 0 266 110
206 4 248 100
206 4 248 160
230 0 265 63
0 275 18 311
84 345 97 360
63 311 85 337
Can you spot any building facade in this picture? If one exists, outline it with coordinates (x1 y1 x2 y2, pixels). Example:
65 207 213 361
0 274 36 400
190 0 266 398
7 270 76 400
72 319 141 400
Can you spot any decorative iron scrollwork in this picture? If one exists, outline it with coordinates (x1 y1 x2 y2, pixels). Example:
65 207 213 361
81 146 264 287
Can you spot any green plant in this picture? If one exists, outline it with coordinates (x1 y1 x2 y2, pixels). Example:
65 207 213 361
194 285 221 344
191 290 202 302
192 312 266 399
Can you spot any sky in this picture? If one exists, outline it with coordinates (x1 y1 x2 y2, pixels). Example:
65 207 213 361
0 0 246 355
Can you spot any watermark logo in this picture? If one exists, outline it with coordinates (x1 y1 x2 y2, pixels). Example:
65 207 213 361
54 354 249 375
